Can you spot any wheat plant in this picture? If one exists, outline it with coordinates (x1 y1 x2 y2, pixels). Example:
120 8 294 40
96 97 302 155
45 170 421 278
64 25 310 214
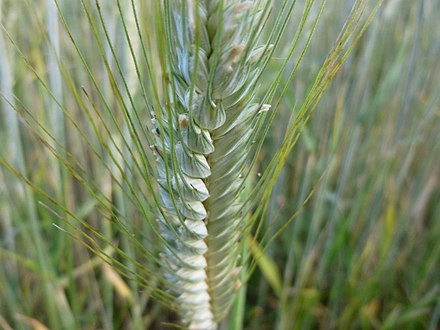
155 1 274 328
0 0 383 329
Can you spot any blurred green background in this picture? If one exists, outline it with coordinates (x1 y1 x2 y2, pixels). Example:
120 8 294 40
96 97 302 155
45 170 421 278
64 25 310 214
1 0 439 329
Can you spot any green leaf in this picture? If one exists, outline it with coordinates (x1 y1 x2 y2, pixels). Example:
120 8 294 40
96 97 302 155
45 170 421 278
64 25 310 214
248 236 282 298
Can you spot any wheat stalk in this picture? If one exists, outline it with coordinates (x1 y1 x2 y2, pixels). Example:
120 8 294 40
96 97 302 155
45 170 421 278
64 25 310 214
155 0 272 328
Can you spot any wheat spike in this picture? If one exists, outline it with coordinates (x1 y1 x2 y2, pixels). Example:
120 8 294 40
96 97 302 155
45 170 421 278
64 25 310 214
156 1 271 328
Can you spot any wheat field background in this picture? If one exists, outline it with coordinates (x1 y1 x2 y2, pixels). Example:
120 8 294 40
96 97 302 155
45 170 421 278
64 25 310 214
0 0 439 329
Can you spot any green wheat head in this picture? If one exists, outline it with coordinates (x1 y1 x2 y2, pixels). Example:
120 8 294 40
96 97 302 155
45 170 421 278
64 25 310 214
156 1 272 328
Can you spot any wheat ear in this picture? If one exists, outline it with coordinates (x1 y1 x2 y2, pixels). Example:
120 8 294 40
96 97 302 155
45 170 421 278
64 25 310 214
155 1 271 329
